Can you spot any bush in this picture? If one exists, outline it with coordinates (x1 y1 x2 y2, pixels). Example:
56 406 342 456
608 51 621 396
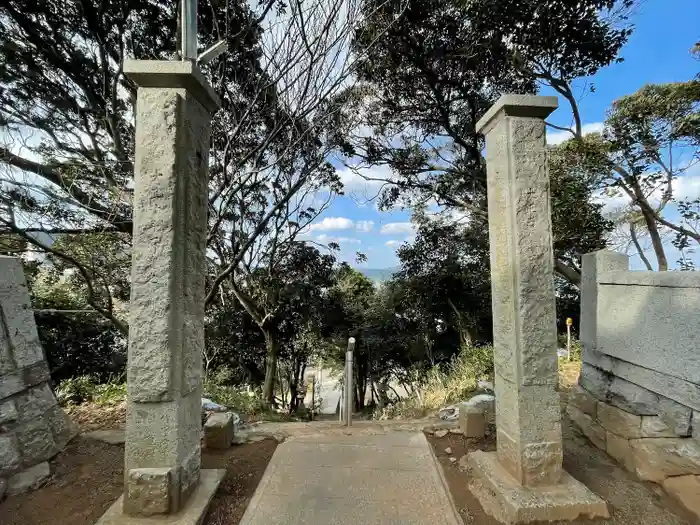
55 376 126 406
203 367 265 418
373 343 494 420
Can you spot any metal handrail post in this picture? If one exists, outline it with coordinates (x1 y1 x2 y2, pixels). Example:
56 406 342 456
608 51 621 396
345 337 355 426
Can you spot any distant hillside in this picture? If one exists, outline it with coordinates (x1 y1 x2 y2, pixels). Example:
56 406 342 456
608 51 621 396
360 267 400 282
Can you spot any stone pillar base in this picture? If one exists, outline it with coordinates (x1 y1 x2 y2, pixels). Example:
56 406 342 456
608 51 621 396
467 452 609 524
94 469 225 525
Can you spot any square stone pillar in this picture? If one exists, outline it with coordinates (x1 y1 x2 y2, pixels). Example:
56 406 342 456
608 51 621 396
580 250 629 359
467 95 609 523
94 61 224 524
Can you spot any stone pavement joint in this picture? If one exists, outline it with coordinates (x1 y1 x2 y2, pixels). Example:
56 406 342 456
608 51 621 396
239 431 461 525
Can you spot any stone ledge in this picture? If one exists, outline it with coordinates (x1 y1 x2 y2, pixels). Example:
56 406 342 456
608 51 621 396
95 469 225 525
467 451 609 524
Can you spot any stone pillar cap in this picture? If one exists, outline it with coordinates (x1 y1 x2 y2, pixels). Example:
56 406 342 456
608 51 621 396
476 94 558 135
124 60 221 114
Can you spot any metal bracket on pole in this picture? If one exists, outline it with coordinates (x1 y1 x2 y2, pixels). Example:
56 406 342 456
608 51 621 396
345 337 356 427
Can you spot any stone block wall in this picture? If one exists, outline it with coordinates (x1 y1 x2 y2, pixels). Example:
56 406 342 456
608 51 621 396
0 257 77 497
572 250 700 519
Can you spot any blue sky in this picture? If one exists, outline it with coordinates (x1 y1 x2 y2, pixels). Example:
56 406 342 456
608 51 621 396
306 0 700 270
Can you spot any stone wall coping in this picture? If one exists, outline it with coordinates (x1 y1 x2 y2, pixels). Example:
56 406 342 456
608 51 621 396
124 60 221 114
597 270 700 288
476 94 559 135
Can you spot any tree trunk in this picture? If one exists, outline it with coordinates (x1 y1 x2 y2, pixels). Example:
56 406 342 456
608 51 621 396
262 329 279 407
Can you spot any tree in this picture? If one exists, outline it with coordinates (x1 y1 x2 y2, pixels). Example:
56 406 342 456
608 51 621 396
555 80 700 270
225 242 336 405
334 0 631 285
0 0 399 333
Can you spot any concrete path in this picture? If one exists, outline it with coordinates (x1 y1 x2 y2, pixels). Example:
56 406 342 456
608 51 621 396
239 431 461 525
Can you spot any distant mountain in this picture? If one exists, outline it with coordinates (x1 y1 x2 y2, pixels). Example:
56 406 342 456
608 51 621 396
359 267 400 282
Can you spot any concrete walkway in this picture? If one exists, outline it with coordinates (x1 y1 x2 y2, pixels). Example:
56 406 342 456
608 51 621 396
239 431 461 525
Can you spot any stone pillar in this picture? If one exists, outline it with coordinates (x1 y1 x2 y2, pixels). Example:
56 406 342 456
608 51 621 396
467 95 608 523
0 257 77 496
580 250 629 357
120 60 220 517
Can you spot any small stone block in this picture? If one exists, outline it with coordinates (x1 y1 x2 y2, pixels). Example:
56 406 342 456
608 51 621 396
662 475 700 521
96 469 226 525
567 405 606 450
460 408 486 438
467 451 609 524
629 438 700 483
6 461 51 495
204 412 234 449
124 467 173 516
568 386 597 418
606 432 635 472
597 402 642 438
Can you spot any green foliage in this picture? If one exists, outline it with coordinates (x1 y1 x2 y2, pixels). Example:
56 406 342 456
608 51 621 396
203 368 266 418
373 343 494 420
55 376 126 406
27 265 127 383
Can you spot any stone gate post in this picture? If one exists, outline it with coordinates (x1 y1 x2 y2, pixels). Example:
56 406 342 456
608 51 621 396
467 95 609 523
96 60 224 524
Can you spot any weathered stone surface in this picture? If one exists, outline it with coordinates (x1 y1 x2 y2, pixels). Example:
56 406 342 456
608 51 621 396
658 396 692 437
0 399 18 425
434 429 448 438
98 469 225 525
6 461 50 495
580 250 629 357
16 420 59 465
596 270 700 387
114 62 218 517
21 361 51 387
0 435 21 476
0 258 45 369
608 376 659 415
14 383 58 422
567 405 606 450
641 416 678 438
467 451 609 524
579 363 610 402
585 351 700 413
204 412 234 449
606 431 634 471
568 386 598 418
46 405 79 448
597 402 642 438
630 438 700 482
0 372 24 399
662 475 700 521
0 477 6 499
460 408 486 438
124 467 173 516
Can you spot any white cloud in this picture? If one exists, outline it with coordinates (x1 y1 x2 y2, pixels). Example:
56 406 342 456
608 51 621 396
336 164 392 193
385 240 402 247
547 122 604 146
380 222 414 235
355 220 374 233
308 216 354 232
317 234 361 245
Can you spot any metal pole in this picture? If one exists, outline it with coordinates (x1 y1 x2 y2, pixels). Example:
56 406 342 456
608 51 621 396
181 0 198 60
345 337 356 427
567 324 571 361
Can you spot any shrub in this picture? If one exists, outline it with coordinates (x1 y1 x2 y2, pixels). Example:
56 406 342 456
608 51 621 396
55 376 126 406
203 367 265 418
373 343 494 420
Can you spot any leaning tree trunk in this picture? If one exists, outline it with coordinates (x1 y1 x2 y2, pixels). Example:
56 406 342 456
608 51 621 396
262 329 280 407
